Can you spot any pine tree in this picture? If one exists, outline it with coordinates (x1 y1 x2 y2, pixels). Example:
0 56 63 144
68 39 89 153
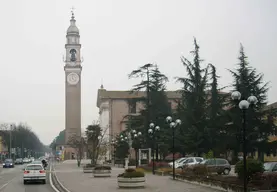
127 64 172 152
176 38 209 155
206 64 229 155
227 44 275 160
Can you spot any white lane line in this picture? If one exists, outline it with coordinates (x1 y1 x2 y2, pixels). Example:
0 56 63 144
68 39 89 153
0 176 17 191
49 165 60 192
0 183 8 191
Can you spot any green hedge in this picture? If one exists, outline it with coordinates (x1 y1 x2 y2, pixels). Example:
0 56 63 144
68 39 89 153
235 159 264 180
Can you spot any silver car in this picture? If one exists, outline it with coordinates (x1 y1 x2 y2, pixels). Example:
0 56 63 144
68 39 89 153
181 157 204 168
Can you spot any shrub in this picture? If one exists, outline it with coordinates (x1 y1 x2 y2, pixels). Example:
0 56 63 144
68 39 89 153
235 159 264 180
118 168 145 178
135 168 146 173
192 164 208 176
94 165 112 170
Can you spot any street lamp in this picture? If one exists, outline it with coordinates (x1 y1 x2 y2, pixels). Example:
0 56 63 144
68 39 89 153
166 116 182 180
231 91 258 192
132 131 142 167
111 139 117 165
148 123 160 175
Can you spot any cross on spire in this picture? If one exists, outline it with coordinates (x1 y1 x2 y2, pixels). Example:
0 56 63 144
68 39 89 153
71 6 75 19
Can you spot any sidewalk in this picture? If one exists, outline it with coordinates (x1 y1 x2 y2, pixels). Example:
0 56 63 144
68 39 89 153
54 163 220 192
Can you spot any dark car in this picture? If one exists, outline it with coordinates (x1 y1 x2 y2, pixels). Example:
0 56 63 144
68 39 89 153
200 158 231 175
3 159 14 168
15 158 23 165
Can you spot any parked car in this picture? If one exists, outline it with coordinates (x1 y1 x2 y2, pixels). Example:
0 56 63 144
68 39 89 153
23 158 30 163
168 157 187 167
3 159 14 168
181 157 204 168
199 158 231 175
15 158 23 165
264 162 277 173
23 163 46 184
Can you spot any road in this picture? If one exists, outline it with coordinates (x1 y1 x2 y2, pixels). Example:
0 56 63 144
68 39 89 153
0 164 54 192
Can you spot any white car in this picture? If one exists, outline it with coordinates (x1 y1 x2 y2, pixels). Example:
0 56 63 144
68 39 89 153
23 164 46 184
23 158 29 163
181 157 204 168
168 157 187 167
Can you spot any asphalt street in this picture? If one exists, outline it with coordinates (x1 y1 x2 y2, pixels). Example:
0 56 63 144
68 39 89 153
0 164 54 192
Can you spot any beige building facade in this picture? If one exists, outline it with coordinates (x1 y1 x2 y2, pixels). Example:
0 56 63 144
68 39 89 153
96 86 181 159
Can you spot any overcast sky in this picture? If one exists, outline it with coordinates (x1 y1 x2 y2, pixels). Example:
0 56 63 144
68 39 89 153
0 0 276 145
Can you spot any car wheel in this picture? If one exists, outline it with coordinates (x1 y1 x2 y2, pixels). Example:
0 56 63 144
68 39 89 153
42 180 46 184
223 168 230 175
23 180 27 185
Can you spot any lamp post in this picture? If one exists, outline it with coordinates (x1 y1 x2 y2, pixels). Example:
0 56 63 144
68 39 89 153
166 116 182 180
231 91 258 192
111 139 117 166
132 130 142 167
148 123 160 175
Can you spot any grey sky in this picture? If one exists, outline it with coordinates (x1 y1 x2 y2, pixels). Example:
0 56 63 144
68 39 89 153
0 0 276 145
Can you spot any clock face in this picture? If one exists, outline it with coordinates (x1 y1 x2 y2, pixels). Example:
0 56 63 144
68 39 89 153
67 72 79 85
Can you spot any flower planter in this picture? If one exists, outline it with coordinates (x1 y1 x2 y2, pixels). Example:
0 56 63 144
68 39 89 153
83 167 93 173
93 170 111 177
117 177 146 188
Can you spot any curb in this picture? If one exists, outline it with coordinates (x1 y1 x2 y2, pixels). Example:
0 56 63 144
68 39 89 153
49 164 71 192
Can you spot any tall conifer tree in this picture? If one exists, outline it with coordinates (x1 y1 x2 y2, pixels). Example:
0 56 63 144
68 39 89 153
176 38 209 155
227 44 275 160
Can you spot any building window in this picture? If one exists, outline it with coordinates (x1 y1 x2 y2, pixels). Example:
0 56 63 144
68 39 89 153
129 100 136 114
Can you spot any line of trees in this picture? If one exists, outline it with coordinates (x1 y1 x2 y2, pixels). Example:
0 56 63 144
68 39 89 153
0 123 47 158
116 38 277 162
51 122 110 164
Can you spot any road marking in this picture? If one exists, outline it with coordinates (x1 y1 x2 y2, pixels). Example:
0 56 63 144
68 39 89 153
0 176 17 191
0 183 8 191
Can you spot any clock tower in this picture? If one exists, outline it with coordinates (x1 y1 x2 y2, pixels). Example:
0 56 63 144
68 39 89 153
64 11 82 145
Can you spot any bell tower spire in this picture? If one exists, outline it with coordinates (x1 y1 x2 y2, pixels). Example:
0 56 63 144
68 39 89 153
64 8 82 148
65 8 81 65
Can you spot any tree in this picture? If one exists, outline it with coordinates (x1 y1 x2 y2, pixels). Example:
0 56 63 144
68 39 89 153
227 44 275 161
176 38 210 155
85 122 109 164
206 64 229 156
49 130 65 150
67 134 86 164
0 123 47 158
114 134 130 160
128 64 172 156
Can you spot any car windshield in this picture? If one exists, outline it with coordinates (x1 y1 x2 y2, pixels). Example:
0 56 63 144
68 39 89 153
26 165 43 170
5 159 12 163
264 162 273 171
